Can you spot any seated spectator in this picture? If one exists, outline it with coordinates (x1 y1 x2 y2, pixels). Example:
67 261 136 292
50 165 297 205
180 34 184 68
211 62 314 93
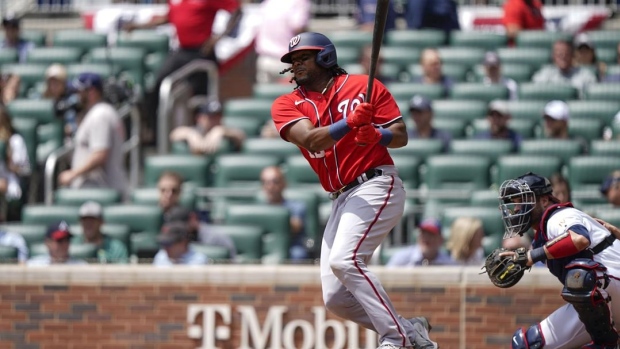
532 40 597 98
27 221 87 265
502 0 545 45
573 33 605 81
78 201 128 264
158 171 183 216
386 218 455 267
542 100 587 149
0 66 20 106
259 166 310 261
413 48 454 96
1 15 34 63
360 45 398 84
407 94 451 151
474 100 522 151
164 206 237 261
445 217 485 266
600 170 620 207
0 227 28 263
42 64 76 142
550 173 571 203
153 222 208 266
403 0 460 32
481 51 518 100
170 100 245 155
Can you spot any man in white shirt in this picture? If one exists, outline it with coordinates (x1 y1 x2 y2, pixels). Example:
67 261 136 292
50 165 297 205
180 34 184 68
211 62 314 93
27 221 87 266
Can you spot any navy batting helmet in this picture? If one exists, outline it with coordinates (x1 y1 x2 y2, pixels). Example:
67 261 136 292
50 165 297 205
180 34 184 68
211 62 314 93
280 32 338 68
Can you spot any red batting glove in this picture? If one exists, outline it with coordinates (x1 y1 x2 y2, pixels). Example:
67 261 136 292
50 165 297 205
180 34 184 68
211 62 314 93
346 103 375 128
355 124 381 146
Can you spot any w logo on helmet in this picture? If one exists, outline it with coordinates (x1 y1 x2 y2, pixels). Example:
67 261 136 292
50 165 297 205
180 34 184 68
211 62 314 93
289 35 301 48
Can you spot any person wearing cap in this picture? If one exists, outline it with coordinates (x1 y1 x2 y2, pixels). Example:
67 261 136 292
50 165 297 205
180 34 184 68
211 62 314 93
480 51 518 101
169 99 245 155
1 15 35 63
153 221 208 266
27 221 88 265
573 33 605 81
78 201 128 264
474 100 522 151
414 48 454 96
57 72 128 198
502 0 545 45
532 40 597 98
542 100 570 139
600 170 620 207
386 218 455 267
407 94 451 151
41 64 77 142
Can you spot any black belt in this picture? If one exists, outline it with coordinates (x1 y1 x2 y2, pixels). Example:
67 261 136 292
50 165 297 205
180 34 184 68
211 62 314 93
590 234 616 255
329 168 383 200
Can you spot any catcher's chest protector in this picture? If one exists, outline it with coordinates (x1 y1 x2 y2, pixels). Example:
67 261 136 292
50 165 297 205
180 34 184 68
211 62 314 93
535 202 574 242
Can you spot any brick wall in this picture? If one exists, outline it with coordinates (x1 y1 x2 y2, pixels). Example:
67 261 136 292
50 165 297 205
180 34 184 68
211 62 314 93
0 266 565 349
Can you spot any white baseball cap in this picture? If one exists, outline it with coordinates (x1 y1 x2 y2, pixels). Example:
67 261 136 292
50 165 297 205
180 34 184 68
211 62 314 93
45 63 67 81
543 100 570 121
79 201 103 218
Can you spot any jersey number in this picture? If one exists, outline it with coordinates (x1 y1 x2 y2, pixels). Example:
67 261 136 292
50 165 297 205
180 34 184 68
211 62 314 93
337 94 365 119
308 150 325 158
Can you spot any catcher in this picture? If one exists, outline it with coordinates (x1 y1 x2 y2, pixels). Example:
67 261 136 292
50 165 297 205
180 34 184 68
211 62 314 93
482 172 620 349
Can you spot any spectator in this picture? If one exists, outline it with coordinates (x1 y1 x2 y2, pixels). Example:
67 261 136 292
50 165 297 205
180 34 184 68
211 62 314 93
1 15 34 63
153 221 208 266
532 40 597 97
164 206 237 261
41 64 77 143
414 48 454 96
0 67 20 106
600 170 620 207
78 201 128 264
0 106 31 221
445 217 485 266
386 218 455 267
0 228 28 263
573 33 604 81
359 45 398 84
255 0 310 84
27 221 88 265
502 0 545 45
259 166 309 261
403 0 460 32
57 73 128 198
480 51 518 100
169 99 245 155
158 171 183 216
542 100 570 139
407 94 451 151
550 173 571 203
474 100 522 151
123 0 242 144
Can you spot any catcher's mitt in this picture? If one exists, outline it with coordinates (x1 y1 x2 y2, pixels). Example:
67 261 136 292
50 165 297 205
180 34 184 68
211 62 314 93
480 247 530 288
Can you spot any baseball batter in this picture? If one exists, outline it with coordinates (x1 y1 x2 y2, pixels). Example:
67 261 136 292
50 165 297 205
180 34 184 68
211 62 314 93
270 32 438 349
498 172 620 349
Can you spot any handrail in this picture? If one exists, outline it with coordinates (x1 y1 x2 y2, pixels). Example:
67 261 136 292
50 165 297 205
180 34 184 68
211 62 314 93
43 144 74 205
158 59 219 154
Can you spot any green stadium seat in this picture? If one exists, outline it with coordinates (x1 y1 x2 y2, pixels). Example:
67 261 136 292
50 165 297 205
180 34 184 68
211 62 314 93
223 98 273 122
66 63 116 80
144 155 210 187
283 155 320 187
391 155 420 189
449 83 509 103
21 30 47 46
441 206 504 239
36 120 63 164
407 63 470 82
0 246 18 263
437 47 486 66
224 204 290 264
27 47 82 65
1 64 48 94
586 30 619 49
519 139 583 164
381 47 421 67
131 186 196 209
208 225 263 263
222 115 263 138
470 118 536 139
117 30 170 54
568 118 603 141
423 155 491 190
190 243 230 262
213 154 280 188
88 47 146 87
482 234 502 255
594 208 620 229
343 63 406 81
52 30 107 54
596 47 617 64
145 52 167 73
241 138 299 162
54 188 121 206
11 118 37 170
0 223 46 250
70 223 131 250
103 205 163 234
472 63 533 83
336 47 360 66
282 188 320 243
497 47 550 67
568 156 620 191
387 82 445 100
330 31 372 49
470 190 500 208
493 155 562 186
567 100 619 123
129 232 158 260
604 64 620 77
585 83 620 101
590 140 620 157
433 100 487 122
388 138 444 160
7 99 55 123
519 83 578 101
516 31 572 48
253 83 295 101
449 32 507 50
0 48 18 65
22 205 81 225
505 100 547 122
434 118 467 139
448 139 515 161
385 29 446 48
30 242 98 261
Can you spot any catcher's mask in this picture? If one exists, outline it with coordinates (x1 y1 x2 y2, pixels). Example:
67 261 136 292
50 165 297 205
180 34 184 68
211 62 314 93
498 172 552 239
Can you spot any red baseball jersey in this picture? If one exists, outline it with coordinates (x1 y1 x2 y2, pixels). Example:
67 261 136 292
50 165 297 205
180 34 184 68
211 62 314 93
272 74 402 192
168 0 239 49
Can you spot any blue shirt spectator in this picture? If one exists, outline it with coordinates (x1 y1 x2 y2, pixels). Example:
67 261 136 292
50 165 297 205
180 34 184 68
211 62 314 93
387 218 456 267
414 48 454 97
0 230 28 263
404 0 460 32
1 16 34 63
407 95 452 151
474 100 522 151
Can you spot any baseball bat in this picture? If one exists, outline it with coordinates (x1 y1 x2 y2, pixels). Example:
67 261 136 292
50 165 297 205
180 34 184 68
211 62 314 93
365 0 390 103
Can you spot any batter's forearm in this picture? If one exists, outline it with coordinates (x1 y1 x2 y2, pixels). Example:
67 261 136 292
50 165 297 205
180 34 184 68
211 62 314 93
302 127 338 152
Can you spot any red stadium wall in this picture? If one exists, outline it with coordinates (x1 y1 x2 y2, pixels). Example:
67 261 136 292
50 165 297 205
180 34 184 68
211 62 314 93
0 266 565 349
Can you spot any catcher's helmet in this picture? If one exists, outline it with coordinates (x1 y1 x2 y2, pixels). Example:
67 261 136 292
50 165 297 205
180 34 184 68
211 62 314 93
280 32 338 68
498 172 552 239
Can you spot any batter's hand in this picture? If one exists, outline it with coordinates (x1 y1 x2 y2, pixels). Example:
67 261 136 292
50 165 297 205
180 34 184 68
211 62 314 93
346 103 375 128
355 124 381 146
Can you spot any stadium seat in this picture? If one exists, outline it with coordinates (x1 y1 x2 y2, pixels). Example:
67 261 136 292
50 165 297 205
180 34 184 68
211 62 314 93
283 155 320 187
253 83 295 101
36 120 63 164
497 47 551 67
519 139 583 165
67 63 116 80
470 190 500 208
131 186 196 209
145 52 167 73
103 205 163 234
391 155 421 189
585 83 620 101
0 223 46 250
469 118 536 139
407 63 470 83
330 31 373 49
281 188 321 243
241 138 299 162
387 82 445 100
449 32 507 50
590 140 620 157
7 99 55 123
207 225 264 263
518 83 578 101
596 47 617 64
11 118 37 168
0 48 17 65
88 47 146 87
437 47 486 66
568 156 620 191
30 243 98 261
22 205 81 225
70 223 131 249
1 64 48 95
224 204 290 264
388 138 444 160
343 63 405 81
0 246 18 263
441 206 504 239
223 98 273 122
594 208 620 229
432 100 487 122
130 232 158 260
504 100 546 122
567 100 619 123
433 118 467 139
381 46 421 67
144 155 210 187
54 188 121 206
449 83 509 103
222 115 263 138
568 118 604 141
27 47 82 65
493 155 562 186
448 139 515 161
423 155 491 190
52 30 107 54
585 30 620 49
117 30 170 54
386 29 446 48
212 154 280 188
516 31 572 48
190 243 230 262
336 47 360 66
20 30 47 46
472 63 533 83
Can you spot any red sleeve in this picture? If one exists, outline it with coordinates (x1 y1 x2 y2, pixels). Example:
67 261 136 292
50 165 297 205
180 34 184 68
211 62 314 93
218 0 240 12
370 79 402 127
503 0 522 27
271 95 309 141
